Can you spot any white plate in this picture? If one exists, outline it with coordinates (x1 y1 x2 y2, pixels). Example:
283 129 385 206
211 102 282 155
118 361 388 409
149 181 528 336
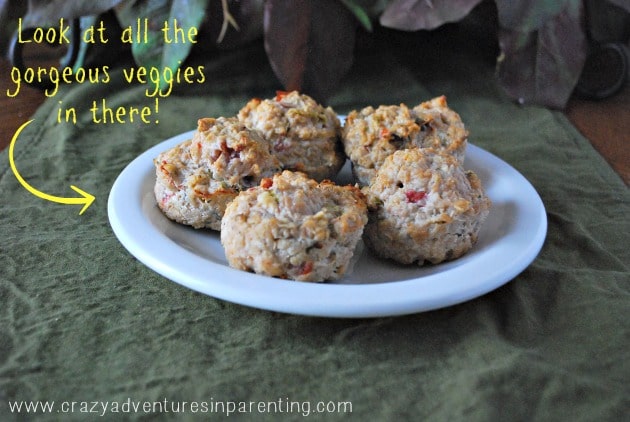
108 129 547 318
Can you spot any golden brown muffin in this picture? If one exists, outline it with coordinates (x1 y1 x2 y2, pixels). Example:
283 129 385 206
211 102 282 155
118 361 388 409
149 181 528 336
342 96 468 186
221 171 367 282
238 91 345 181
154 117 282 230
363 148 490 265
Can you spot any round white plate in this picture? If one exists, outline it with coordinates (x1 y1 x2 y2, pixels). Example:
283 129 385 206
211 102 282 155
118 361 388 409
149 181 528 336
108 130 547 318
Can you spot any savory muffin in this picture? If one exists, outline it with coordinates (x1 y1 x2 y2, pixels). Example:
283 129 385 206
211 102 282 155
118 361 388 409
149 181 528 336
411 95 468 162
342 96 468 186
362 148 490 265
237 91 345 181
154 117 282 230
221 171 368 282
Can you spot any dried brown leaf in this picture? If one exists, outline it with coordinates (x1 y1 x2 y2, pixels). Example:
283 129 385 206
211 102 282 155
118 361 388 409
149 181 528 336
263 0 357 101
380 0 484 31
496 0 586 108
606 0 630 13
201 0 264 50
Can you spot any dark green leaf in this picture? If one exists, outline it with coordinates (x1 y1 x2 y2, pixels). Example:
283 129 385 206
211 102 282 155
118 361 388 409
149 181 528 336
73 16 97 71
264 0 357 102
115 0 169 69
23 0 123 26
162 0 209 71
115 0 208 73
380 0 484 31
496 0 586 108
342 0 390 17
340 0 373 31
362 0 391 16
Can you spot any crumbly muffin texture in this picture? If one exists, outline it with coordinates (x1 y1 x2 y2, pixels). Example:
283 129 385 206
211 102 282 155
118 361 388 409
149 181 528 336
411 95 468 161
342 96 468 186
152 93 491 280
221 171 368 282
238 91 345 181
154 117 282 230
362 148 491 266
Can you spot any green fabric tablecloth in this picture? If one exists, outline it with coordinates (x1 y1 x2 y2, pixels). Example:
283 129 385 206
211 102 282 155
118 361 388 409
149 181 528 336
1 25 628 421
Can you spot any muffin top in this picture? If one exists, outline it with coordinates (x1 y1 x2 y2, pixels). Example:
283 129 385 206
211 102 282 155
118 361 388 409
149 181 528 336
342 96 468 185
238 91 344 180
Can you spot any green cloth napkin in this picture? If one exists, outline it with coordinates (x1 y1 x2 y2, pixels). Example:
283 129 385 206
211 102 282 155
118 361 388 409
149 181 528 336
1 26 628 421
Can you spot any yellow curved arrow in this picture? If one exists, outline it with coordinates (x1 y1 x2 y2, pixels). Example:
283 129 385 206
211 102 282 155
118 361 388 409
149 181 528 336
9 119 95 215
